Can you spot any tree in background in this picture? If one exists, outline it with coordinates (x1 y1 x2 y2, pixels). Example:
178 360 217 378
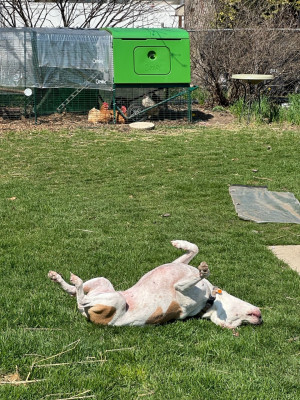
185 0 299 29
214 0 299 28
184 0 215 29
186 0 299 105
0 0 160 28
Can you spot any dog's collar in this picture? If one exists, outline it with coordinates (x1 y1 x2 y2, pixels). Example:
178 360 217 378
198 287 222 318
198 295 216 317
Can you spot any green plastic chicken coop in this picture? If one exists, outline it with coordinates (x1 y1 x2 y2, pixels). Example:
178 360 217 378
0 27 197 123
104 27 191 85
103 27 196 123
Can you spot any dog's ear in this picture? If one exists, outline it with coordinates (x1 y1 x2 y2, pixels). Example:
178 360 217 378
88 304 117 325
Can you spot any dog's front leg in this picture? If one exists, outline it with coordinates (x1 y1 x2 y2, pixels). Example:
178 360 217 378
174 262 210 292
174 275 201 292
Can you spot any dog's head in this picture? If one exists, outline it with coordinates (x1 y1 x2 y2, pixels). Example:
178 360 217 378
203 290 262 329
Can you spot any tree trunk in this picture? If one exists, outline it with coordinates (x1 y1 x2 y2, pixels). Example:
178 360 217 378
184 0 215 30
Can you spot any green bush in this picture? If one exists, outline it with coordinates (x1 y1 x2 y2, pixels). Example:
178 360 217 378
192 87 210 105
278 93 300 125
230 96 279 123
230 94 300 125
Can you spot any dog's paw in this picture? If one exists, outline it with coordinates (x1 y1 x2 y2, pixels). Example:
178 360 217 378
172 240 198 253
70 273 83 287
48 271 62 282
198 261 210 279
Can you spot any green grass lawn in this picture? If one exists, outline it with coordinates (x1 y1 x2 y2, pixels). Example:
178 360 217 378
0 124 299 399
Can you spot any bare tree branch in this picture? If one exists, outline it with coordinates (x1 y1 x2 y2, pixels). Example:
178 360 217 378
0 0 160 29
187 1 299 105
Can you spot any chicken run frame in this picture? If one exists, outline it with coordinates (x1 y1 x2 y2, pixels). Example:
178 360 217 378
0 27 197 124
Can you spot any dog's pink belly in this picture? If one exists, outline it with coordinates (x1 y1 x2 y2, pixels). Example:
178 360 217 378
115 264 201 325
118 286 177 325
126 263 196 292
122 286 174 310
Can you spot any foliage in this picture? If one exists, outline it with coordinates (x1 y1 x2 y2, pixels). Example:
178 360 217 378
278 93 300 124
192 87 210 105
0 125 299 399
230 97 278 123
212 105 227 112
230 93 300 124
214 0 300 28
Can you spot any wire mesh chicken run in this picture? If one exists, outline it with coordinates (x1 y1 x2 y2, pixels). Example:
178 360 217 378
0 27 197 124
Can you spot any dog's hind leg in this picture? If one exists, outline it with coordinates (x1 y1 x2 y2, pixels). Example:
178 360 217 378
48 271 76 296
171 240 199 265
70 273 90 317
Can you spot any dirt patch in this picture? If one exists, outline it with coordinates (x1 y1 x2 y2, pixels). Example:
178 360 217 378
269 245 300 274
0 108 236 134
193 107 236 127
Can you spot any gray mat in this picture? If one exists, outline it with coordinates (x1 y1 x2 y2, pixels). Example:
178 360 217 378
229 185 300 224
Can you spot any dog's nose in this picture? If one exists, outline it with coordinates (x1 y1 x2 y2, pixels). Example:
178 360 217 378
247 309 263 325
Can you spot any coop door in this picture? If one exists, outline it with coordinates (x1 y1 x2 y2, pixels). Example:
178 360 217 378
134 46 171 75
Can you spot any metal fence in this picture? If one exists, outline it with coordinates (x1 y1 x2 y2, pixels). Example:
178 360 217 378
0 85 198 123
189 29 300 104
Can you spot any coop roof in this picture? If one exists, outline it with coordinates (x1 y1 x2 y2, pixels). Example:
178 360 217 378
0 27 114 90
103 27 189 39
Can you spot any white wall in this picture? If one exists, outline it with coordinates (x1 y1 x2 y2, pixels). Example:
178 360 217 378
130 2 179 28
1 2 180 29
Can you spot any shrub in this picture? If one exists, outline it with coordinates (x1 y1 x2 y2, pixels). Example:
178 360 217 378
188 2 299 106
230 94 300 125
279 94 300 125
192 87 210 106
230 96 277 123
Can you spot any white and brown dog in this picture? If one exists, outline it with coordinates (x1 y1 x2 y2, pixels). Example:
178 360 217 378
48 240 262 329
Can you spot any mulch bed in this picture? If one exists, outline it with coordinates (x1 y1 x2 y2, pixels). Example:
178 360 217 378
0 108 236 134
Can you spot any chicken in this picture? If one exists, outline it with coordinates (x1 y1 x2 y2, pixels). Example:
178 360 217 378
88 103 126 124
116 106 127 124
142 95 159 118
99 102 113 123
142 95 156 108
88 107 101 124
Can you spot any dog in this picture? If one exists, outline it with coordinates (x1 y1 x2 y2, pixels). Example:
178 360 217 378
48 240 262 329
